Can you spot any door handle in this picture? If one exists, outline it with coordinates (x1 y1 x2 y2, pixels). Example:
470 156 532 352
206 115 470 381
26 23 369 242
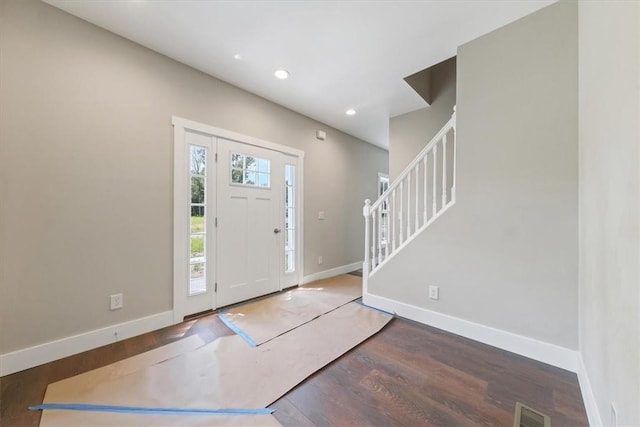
274 228 282 234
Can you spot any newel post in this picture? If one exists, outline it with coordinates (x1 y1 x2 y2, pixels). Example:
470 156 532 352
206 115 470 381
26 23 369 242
362 199 371 297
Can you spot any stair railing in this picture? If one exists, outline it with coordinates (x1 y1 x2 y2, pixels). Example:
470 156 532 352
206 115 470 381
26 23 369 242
363 106 457 286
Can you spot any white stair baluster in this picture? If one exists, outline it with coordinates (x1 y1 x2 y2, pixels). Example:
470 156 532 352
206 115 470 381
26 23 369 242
372 207 377 268
384 202 389 261
391 188 396 252
432 144 438 216
399 181 404 245
406 174 411 237
363 199 371 275
423 156 428 225
377 206 383 264
442 134 448 207
452 129 457 202
414 165 419 230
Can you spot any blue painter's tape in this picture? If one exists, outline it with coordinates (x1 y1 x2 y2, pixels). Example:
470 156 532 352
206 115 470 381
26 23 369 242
29 403 274 416
217 311 257 347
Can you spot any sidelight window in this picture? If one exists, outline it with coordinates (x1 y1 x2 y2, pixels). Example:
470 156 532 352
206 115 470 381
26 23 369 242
284 164 296 273
189 145 207 295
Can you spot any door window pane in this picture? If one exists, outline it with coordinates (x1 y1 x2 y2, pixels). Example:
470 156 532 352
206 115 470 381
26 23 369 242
244 171 257 185
189 262 206 295
285 207 295 229
286 185 294 207
230 152 270 188
246 156 257 171
285 251 294 273
258 158 270 173
191 176 205 203
231 168 243 184
191 206 205 233
257 172 270 187
190 146 207 175
190 235 205 258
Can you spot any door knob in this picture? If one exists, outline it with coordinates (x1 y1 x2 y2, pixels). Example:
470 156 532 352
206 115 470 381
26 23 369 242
274 228 282 234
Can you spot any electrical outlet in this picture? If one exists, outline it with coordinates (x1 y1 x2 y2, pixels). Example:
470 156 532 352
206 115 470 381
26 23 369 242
428 285 439 300
318 211 325 220
318 255 323 265
110 293 123 310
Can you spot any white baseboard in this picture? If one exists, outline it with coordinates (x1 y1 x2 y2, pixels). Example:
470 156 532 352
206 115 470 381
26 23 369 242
576 353 602 426
0 310 174 376
363 291 579 372
301 261 362 285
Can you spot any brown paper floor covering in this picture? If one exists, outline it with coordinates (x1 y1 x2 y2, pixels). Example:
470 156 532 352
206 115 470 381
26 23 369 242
219 274 361 346
40 302 391 426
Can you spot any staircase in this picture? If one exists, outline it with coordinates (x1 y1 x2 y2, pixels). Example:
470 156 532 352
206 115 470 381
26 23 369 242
362 107 457 295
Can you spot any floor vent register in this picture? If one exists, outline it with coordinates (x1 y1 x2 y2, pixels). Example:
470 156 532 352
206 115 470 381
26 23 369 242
514 402 551 427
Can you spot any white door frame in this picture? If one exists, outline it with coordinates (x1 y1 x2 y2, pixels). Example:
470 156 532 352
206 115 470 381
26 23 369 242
172 116 305 323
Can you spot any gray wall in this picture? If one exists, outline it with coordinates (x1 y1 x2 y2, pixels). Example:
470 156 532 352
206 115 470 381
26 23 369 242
0 0 387 354
578 1 640 424
389 58 456 180
370 1 578 348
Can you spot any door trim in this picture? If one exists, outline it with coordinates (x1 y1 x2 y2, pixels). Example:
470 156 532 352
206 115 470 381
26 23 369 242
172 116 305 323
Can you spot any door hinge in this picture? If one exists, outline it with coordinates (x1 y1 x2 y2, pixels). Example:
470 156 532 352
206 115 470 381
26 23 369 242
215 217 218 227
215 282 217 292
215 153 218 162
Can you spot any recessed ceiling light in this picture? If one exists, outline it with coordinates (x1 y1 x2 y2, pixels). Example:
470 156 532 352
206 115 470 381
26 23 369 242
233 54 242 60
274 69 290 80
346 109 357 116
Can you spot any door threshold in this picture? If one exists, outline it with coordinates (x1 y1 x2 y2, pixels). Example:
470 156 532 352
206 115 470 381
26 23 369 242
183 309 216 321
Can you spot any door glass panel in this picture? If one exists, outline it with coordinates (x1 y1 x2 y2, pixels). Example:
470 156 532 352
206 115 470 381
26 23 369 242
258 158 270 173
189 144 208 296
191 206 205 233
190 146 206 175
189 262 206 294
190 235 205 258
286 185 294 207
244 171 257 185
231 169 243 184
285 251 294 273
285 229 294 250
285 207 294 229
230 152 271 188
284 164 296 273
257 172 270 187
246 156 257 171
191 176 205 204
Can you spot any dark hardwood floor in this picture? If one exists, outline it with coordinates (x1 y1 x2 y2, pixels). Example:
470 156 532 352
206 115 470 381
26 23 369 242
1 308 588 426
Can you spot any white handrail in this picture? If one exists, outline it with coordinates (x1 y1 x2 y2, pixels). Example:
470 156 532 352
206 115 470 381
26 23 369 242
363 106 457 287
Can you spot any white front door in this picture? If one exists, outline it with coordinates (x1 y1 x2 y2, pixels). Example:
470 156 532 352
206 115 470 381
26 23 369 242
216 138 283 307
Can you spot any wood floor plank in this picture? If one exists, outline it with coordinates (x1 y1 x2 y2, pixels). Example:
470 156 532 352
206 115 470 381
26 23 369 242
271 397 316 427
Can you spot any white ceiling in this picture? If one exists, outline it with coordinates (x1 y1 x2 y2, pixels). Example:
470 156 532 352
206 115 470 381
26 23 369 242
43 0 555 149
